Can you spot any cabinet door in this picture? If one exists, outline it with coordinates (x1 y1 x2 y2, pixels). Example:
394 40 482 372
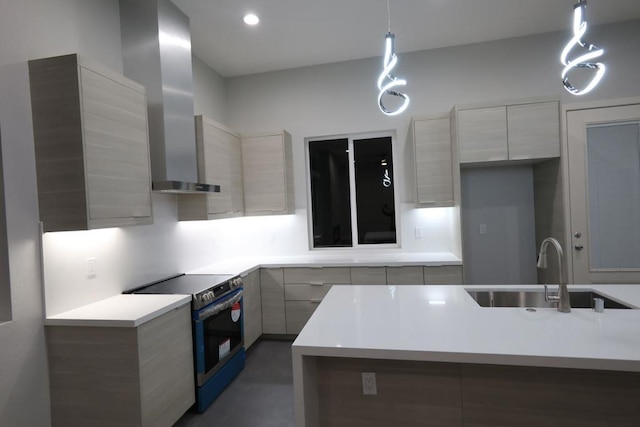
242 131 294 215
386 266 424 285
260 268 286 334
198 117 233 215
424 266 464 285
242 270 262 349
413 117 455 207
507 101 560 160
350 267 387 285
81 66 152 221
457 106 508 163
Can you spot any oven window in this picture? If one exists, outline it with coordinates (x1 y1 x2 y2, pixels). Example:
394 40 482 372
202 302 243 373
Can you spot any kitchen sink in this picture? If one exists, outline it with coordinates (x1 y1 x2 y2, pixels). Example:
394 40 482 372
466 289 633 309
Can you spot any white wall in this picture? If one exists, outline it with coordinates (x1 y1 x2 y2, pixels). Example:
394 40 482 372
193 55 228 123
223 20 640 260
461 166 538 284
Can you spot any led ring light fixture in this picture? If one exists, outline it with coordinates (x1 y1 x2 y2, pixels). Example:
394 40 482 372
560 0 606 95
377 0 409 116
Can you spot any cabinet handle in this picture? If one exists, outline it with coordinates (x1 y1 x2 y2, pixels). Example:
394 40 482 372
310 281 324 286
310 299 322 303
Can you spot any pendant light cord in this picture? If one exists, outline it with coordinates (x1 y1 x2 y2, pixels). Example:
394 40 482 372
387 0 391 32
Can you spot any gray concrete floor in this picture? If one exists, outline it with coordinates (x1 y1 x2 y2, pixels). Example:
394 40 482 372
175 339 295 427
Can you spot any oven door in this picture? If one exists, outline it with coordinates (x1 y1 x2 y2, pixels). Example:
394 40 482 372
193 288 244 386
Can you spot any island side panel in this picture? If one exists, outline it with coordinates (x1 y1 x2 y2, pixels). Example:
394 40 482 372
292 350 319 427
315 357 463 427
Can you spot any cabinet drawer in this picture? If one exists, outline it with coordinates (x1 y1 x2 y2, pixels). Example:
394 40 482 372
285 301 321 334
386 266 425 285
350 267 387 285
283 267 351 284
285 283 334 301
424 266 463 285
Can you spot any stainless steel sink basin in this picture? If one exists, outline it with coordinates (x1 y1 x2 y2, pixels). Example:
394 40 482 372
466 289 633 309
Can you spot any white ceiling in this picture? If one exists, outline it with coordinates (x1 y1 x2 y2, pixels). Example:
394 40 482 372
172 0 640 78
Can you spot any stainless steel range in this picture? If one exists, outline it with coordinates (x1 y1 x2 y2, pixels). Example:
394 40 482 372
130 274 245 413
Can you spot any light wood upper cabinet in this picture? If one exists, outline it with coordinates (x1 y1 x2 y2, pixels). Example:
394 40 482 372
29 54 152 232
457 106 508 163
412 115 456 207
507 101 560 160
456 100 560 165
177 116 244 220
241 130 295 216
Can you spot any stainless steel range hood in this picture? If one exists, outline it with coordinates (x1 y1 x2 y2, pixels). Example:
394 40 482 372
119 0 219 193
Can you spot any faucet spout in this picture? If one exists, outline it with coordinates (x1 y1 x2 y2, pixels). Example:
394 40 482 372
537 237 571 313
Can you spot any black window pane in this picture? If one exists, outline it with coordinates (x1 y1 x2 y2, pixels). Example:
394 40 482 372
309 139 352 247
353 137 396 244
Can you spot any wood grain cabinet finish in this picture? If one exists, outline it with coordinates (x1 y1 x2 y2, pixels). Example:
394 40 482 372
260 268 287 334
456 100 560 165
177 116 244 220
46 304 194 427
424 265 464 285
350 267 387 285
29 54 152 232
241 130 294 216
242 269 262 349
283 267 350 334
412 115 456 207
507 101 560 160
457 106 508 163
386 266 425 285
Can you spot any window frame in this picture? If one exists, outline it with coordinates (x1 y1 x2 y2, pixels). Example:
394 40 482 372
305 130 401 250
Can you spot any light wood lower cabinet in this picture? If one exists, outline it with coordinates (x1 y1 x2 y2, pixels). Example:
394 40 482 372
386 266 425 285
350 267 387 285
46 304 194 427
260 268 286 334
242 269 262 349
283 267 350 334
311 357 640 427
424 265 464 285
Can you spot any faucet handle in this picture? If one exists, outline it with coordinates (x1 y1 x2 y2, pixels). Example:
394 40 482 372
544 284 561 302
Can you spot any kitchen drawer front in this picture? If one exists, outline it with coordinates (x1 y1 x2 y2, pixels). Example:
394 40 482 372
386 266 425 285
283 267 351 284
284 283 334 301
285 301 321 334
424 266 464 285
350 267 387 285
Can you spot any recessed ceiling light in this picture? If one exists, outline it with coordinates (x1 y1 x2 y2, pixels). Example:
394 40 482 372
243 13 259 26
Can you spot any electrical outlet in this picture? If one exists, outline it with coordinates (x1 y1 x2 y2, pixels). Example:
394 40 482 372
479 224 487 235
361 372 377 395
87 257 97 278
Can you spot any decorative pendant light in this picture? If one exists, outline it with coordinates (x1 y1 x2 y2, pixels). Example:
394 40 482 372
560 0 606 95
377 0 409 115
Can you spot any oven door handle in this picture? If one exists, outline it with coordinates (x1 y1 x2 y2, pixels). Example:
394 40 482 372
197 289 243 321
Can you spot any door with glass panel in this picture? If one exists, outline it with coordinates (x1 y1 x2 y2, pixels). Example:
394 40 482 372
567 103 640 283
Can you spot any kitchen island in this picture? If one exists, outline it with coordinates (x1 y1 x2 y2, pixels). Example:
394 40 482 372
292 285 640 427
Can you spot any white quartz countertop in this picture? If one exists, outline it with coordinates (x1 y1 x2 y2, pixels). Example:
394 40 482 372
292 284 640 372
45 294 191 328
189 252 462 276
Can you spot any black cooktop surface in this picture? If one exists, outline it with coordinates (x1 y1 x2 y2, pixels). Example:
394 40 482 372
133 274 235 296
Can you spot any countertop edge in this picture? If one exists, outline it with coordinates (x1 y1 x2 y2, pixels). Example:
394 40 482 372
291 345 640 373
44 295 191 328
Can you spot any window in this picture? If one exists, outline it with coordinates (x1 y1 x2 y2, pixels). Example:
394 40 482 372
307 133 398 249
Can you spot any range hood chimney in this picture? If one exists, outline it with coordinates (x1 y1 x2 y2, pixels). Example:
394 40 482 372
119 0 219 193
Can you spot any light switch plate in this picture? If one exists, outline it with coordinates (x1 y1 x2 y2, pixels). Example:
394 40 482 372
87 257 97 278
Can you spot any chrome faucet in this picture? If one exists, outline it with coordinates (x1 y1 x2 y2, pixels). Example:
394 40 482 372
537 237 571 313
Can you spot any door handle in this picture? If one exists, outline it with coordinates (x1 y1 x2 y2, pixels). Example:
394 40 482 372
574 244 584 250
